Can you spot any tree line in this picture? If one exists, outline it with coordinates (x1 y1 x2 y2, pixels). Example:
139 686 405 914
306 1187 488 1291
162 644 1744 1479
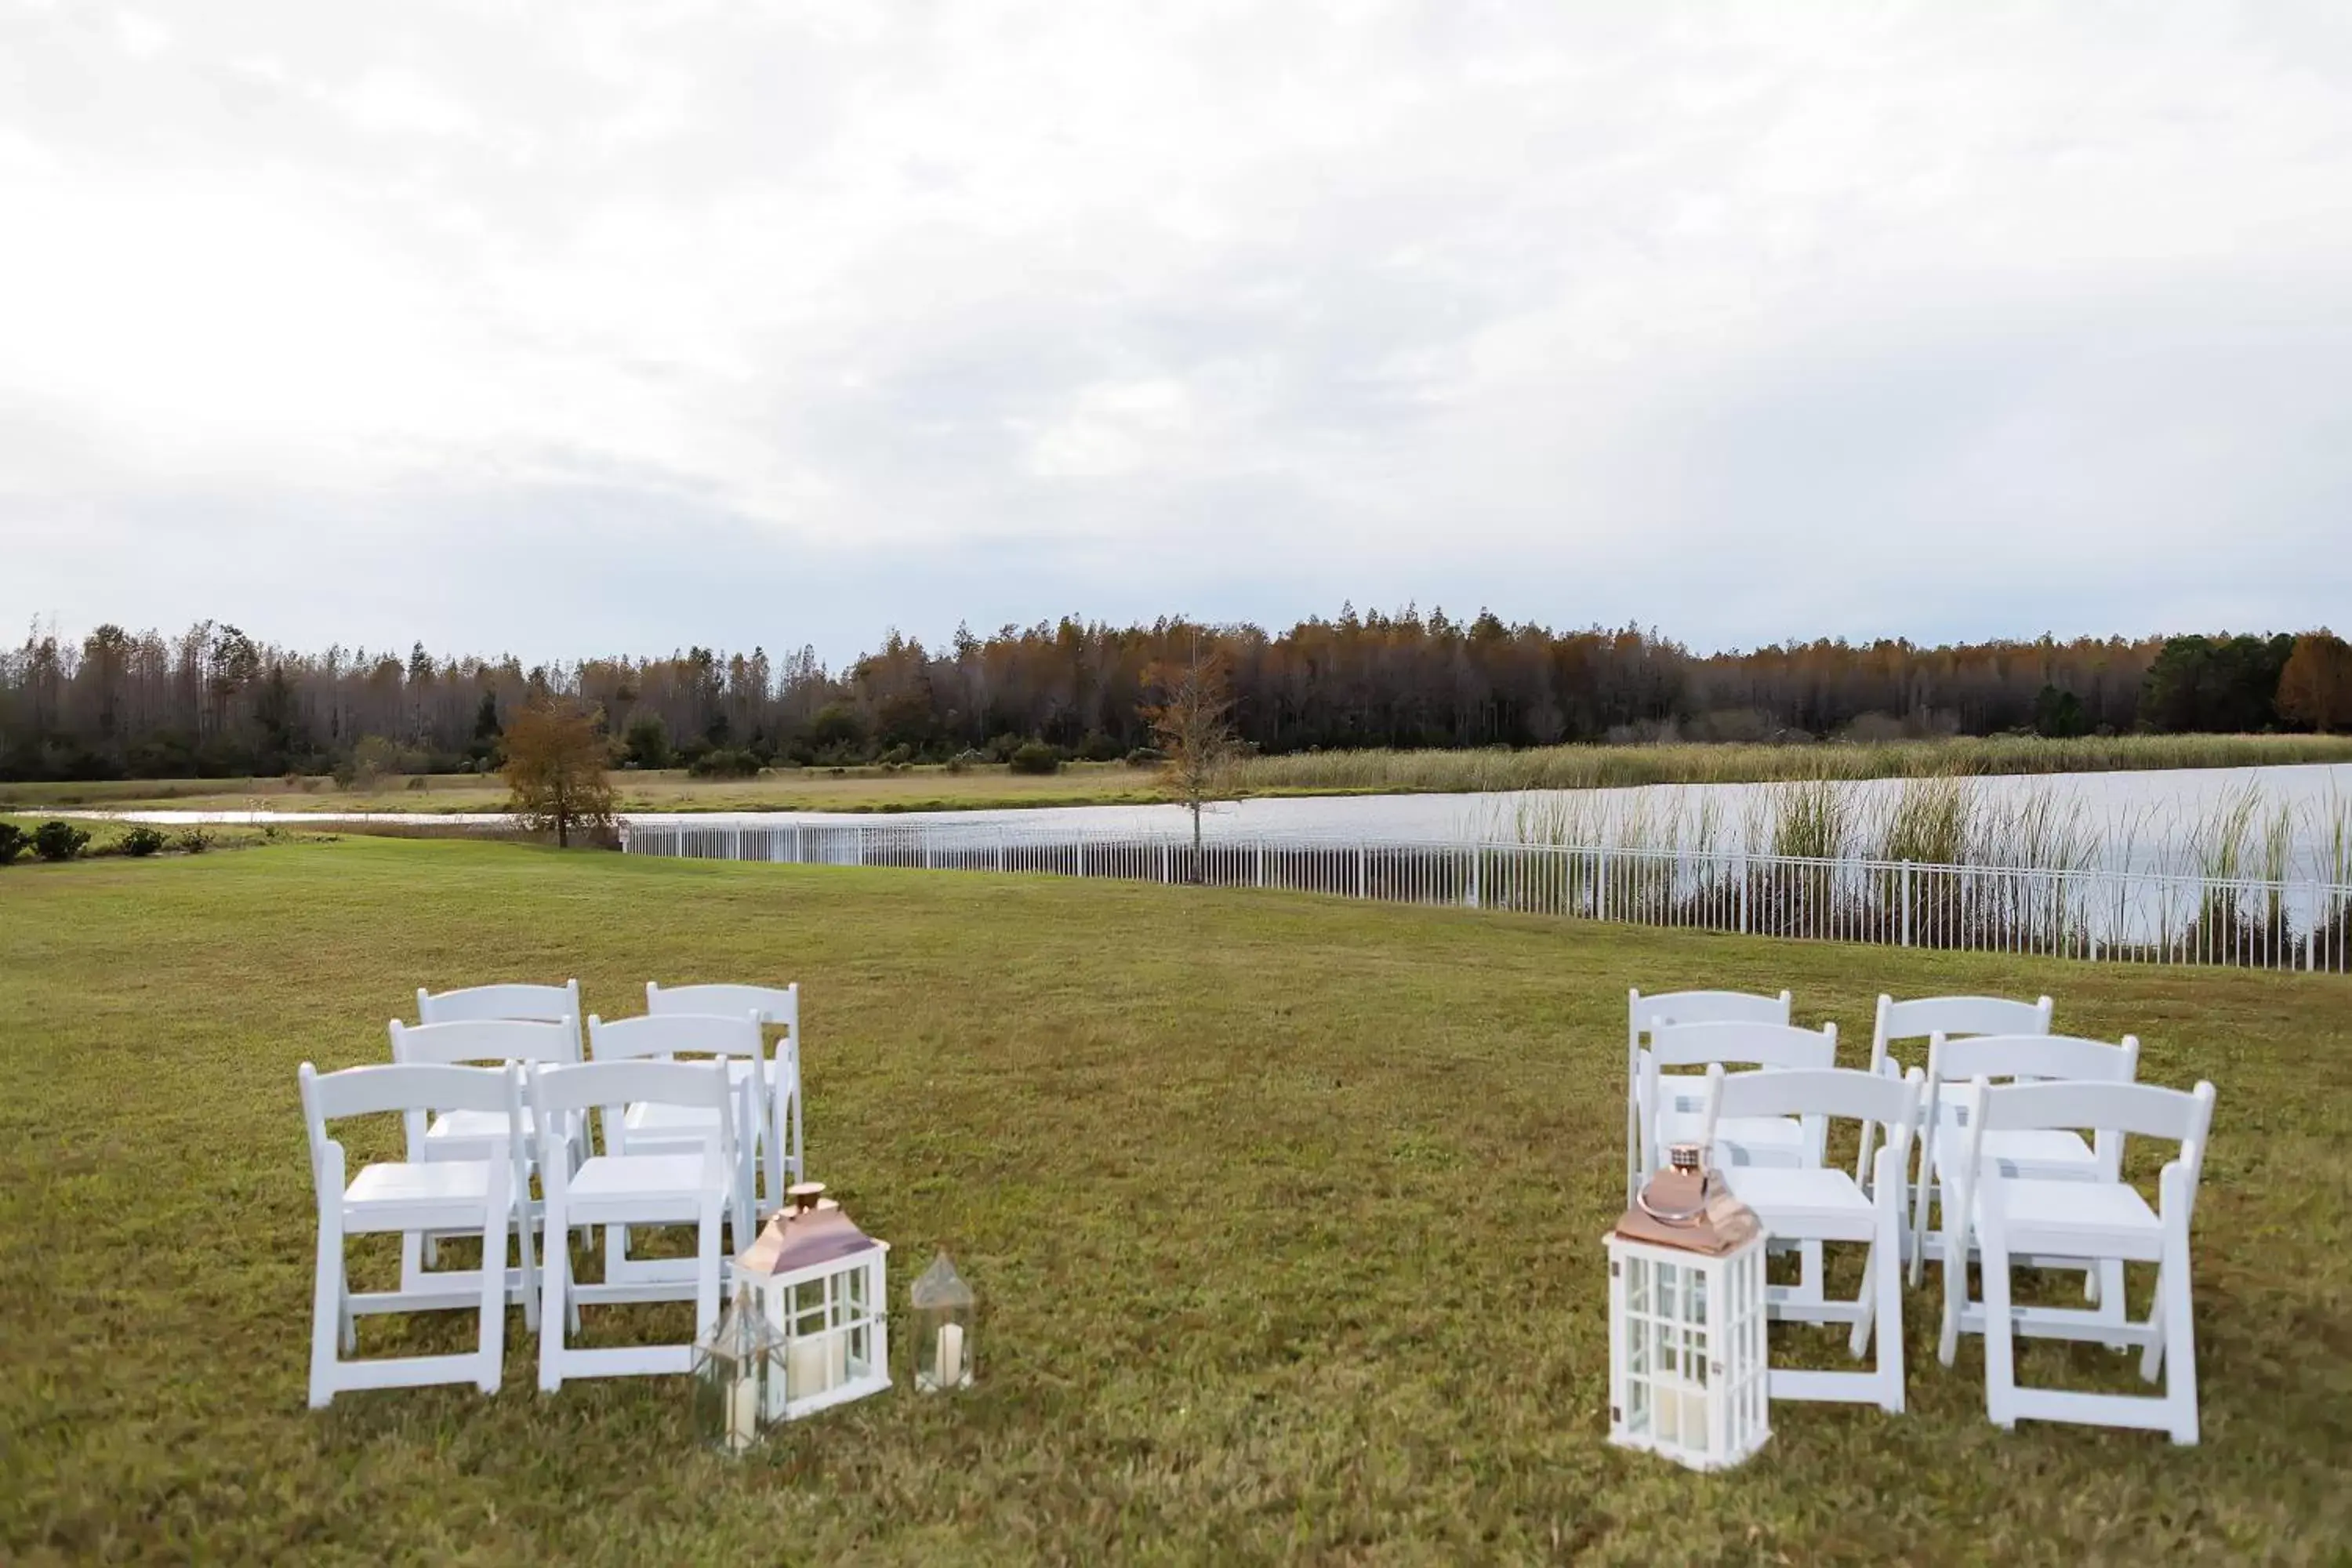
2 611 2347 782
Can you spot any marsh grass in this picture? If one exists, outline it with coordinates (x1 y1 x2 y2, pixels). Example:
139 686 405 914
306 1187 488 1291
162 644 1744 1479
1236 731 2352 796
2 839 2350 1562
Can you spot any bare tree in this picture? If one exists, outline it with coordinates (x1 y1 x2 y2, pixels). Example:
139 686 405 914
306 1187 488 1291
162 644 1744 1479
1143 631 1237 875
502 697 617 848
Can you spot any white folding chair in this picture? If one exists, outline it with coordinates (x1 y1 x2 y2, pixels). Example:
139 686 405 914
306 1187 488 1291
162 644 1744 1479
299 1062 530 1408
1699 1062 1924 1411
528 1059 735 1389
1625 989 1792 1204
1907 1032 2140 1289
1936 1077 2216 1444
388 1018 584 1309
585 1013 762 1281
1855 994 2051 1207
645 981 803 1204
1645 1020 1838 1305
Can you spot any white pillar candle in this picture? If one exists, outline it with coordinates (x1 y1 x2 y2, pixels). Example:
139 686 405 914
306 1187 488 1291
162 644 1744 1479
937 1322 964 1388
726 1373 759 1453
787 1334 836 1400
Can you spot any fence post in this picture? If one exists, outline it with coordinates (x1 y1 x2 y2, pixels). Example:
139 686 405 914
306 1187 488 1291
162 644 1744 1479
1738 862 1750 934
1356 844 1367 900
996 828 1006 873
1900 860 1913 948
2310 883 2321 973
1468 846 1480 909
1255 840 1266 889
1075 833 1085 879
924 828 934 871
1161 841 1171 884
1596 848 1609 923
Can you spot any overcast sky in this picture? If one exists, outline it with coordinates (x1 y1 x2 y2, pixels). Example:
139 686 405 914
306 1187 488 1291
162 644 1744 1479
4 0 2348 666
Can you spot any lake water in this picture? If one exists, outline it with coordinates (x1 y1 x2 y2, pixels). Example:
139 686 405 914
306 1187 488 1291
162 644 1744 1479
78 761 2352 882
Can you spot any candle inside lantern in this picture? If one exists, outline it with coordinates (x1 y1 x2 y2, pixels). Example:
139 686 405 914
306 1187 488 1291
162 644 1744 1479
937 1322 964 1387
788 1332 845 1399
726 1374 759 1453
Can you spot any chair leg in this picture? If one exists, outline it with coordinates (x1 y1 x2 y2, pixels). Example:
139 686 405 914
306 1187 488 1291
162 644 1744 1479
309 1208 345 1410
2160 1227 2198 1445
1938 1212 1969 1369
1849 1244 1878 1361
1907 1159 1936 1289
695 1195 724 1341
400 1229 426 1294
1796 1240 1825 1305
339 1259 358 1355
2139 1288 2167 1384
476 1169 508 1396
516 1190 541 1335
539 1192 570 1394
1980 1229 2017 1429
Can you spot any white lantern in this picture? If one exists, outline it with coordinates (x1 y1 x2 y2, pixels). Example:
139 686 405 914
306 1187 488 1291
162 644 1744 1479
735 1182 891 1421
1606 1145 1770 1472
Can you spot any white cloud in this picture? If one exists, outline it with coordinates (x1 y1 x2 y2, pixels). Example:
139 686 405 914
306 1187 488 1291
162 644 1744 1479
1 0 2349 659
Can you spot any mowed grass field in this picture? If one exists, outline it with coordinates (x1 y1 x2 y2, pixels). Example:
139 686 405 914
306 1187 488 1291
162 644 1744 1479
3 840 2349 1563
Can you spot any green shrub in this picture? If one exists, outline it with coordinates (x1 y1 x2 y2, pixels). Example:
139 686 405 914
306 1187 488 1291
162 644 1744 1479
1009 742 1062 775
877 743 914 768
944 749 988 775
34 820 91 862
121 826 169 858
687 747 762 779
1077 731 1123 763
1126 746 1166 767
177 828 213 855
0 822 27 865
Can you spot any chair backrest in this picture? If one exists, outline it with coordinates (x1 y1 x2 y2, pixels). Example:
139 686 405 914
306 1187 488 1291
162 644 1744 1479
528 1058 737 1177
1869 993 2052 1076
1704 1062 1920 1131
418 981 583 1058
298 1061 522 1205
1963 1077 2216 1221
389 1018 575 1068
587 1012 761 1065
1926 1033 2139 1091
1647 1020 1837 1072
1628 988 1791 1040
647 982 797 1029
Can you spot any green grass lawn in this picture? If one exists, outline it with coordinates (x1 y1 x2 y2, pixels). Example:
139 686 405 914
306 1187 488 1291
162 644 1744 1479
3 839 2348 1563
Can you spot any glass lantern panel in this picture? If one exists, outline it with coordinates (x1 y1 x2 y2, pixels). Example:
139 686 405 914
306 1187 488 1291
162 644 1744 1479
1657 1260 1680 1322
1625 1254 1649 1315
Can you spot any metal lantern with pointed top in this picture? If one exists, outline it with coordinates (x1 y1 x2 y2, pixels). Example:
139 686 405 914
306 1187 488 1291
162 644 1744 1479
1605 1145 1771 1472
735 1181 891 1421
693 1284 785 1456
909 1251 975 1393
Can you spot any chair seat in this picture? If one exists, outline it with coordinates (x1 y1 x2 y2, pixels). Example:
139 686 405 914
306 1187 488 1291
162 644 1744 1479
569 1152 725 1203
1656 1109 1809 1165
426 1107 536 1144
1977 1178 2160 1258
345 1160 499 1230
1721 1166 1876 1234
1934 1128 2100 1181
624 1101 728 1143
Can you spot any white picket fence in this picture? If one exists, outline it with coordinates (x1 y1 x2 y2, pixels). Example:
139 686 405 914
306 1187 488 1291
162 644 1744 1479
619 818 2352 974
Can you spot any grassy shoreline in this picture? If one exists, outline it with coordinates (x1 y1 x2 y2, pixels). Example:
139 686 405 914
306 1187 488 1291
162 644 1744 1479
4 734 2348 820
4 837 2348 1560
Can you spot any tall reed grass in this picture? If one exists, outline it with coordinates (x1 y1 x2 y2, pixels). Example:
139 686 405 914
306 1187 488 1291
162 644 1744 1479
1234 732 2352 797
1497 775 2352 884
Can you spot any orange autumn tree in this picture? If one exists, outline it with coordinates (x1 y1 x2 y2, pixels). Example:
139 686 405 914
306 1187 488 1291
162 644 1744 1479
501 696 617 848
2277 631 2352 734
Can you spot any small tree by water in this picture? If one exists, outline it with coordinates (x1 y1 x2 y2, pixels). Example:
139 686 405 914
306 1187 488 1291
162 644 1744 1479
503 698 616 848
1145 633 1238 874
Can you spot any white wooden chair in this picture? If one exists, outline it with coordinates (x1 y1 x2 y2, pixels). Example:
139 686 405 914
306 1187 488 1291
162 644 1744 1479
1644 1020 1838 1305
528 1059 736 1390
1698 1062 1924 1411
585 1012 763 1281
645 981 803 1205
1907 1032 2140 1289
1855 993 2051 1206
388 1017 583 1311
1625 989 1791 1204
1936 1077 2216 1444
299 1062 529 1408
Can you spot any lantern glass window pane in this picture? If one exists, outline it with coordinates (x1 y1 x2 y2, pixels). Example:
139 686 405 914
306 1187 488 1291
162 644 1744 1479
1627 1311 1650 1378
1628 1372 1650 1438
1627 1254 1649 1315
